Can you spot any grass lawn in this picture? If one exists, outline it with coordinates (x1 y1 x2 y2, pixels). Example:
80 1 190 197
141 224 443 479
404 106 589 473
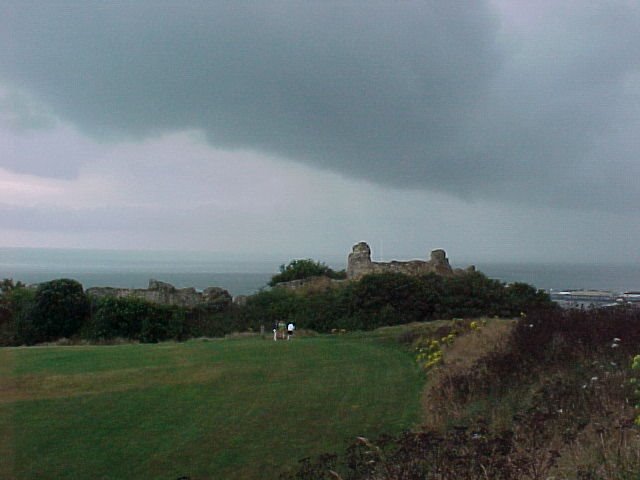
0 334 423 479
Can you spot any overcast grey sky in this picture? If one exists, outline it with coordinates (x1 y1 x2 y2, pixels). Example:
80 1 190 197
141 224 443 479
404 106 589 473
1 1 639 264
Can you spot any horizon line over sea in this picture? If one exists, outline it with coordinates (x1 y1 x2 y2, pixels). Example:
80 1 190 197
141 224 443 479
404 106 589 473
1 247 640 297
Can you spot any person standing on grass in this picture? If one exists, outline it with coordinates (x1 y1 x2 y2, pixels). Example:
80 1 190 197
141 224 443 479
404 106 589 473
287 322 295 340
278 320 286 340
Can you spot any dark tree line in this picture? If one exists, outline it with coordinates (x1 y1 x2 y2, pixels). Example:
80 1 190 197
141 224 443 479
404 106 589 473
0 270 554 346
243 271 554 333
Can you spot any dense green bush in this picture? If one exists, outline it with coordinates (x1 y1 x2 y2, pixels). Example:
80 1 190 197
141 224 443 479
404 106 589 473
17 279 89 344
0 278 25 293
268 259 346 286
345 273 430 330
140 305 185 343
437 271 508 318
0 280 34 345
297 286 352 332
184 305 242 338
86 296 186 343
1 270 554 345
86 297 146 341
503 281 553 314
240 288 304 329
245 271 553 334
359 271 554 327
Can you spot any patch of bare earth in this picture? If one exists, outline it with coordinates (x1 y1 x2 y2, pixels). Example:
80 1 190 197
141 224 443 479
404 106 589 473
0 364 224 404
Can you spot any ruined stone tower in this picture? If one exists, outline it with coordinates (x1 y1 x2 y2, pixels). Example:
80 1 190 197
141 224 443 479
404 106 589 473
346 241 465 280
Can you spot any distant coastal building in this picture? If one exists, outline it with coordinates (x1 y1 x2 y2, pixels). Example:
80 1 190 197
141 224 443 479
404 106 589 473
618 291 640 303
549 289 619 309
550 290 617 302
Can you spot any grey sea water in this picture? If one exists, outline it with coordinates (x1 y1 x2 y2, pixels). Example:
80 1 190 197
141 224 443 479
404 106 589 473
477 263 640 294
2 248 640 296
0 248 276 296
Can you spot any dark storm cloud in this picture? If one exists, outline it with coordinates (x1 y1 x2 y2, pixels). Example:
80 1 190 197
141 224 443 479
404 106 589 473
1 1 639 209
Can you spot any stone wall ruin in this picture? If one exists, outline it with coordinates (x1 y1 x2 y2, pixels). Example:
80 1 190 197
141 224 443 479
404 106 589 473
86 279 232 309
346 241 474 280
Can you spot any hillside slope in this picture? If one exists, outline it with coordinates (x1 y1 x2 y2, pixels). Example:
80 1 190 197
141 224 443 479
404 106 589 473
287 309 640 479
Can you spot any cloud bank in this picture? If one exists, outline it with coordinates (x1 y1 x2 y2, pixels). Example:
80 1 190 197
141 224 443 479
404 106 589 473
1 1 638 211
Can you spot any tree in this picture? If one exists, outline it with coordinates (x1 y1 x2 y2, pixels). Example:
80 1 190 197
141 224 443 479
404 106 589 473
504 282 554 314
0 278 25 294
0 279 33 345
86 297 146 341
22 279 89 344
268 259 346 286
348 272 430 329
85 296 186 343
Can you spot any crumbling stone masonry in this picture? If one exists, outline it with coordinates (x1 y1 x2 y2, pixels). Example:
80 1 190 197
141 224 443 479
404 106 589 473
86 279 232 308
346 241 474 280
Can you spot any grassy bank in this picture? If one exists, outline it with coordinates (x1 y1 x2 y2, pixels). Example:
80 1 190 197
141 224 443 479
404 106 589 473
0 335 423 479
286 310 640 479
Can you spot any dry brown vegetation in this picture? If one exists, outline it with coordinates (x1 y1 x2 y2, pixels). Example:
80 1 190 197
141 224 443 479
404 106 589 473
422 319 516 430
285 308 640 480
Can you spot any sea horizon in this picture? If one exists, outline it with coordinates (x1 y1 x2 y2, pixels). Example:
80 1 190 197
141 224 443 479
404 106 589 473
2 247 640 297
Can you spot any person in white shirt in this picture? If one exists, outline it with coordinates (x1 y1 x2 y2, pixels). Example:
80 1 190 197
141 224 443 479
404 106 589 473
287 322 295 340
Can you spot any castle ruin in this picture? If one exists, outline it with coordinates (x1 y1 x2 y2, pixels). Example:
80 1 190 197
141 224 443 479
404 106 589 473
86 279 232 309
346 241 473 280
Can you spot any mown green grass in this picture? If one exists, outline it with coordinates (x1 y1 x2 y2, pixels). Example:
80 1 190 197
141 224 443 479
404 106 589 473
0 335 424 479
